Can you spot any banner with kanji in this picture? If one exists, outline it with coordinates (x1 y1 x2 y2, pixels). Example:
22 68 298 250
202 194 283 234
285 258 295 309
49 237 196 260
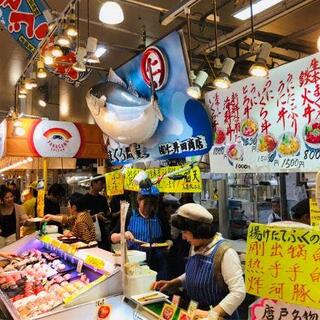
105 170 124 196
246 223 320 310
249 298 320 320
0 0 49 54
205 53 320 173
124 166 202 193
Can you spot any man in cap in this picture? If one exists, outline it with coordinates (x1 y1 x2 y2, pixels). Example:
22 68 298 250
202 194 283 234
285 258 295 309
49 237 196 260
267 196 282 224
111 181 171 280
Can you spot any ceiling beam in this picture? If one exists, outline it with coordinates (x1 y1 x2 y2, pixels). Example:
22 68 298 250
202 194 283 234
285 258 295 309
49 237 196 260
194 0 319 55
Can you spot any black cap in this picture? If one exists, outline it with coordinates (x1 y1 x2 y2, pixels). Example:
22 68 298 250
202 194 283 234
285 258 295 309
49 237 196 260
291 198 309 219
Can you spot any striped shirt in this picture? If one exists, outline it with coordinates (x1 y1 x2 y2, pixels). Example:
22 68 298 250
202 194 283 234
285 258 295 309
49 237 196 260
62 211 96 243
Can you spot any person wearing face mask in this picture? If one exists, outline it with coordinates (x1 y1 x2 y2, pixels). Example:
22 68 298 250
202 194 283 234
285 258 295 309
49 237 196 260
111 182 171 280
153 203 245 319
0 188 28 248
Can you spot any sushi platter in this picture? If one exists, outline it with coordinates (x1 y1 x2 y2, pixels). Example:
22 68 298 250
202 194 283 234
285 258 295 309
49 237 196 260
0 234 122 320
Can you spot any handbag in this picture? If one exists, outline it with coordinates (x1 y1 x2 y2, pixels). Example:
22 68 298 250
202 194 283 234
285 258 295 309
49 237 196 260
93 214 102 242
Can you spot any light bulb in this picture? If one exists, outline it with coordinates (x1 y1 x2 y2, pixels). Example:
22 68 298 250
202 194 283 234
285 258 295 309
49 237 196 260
37 69 47 78
56 34 72 48
14 127 25 136
187 86 201 99
99 1 124 25
52 45 63 57
249 63 269 77
44 54 54 65
18 93 26 99
66 25 77 37
38 99 47 107
213 76 231 89
25 80 34 90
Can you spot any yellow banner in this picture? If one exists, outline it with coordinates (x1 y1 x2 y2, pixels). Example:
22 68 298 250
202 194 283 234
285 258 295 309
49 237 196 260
310 198 320 229
124 166 202 193
37 189 45 217
246 223 320 310
105 170 124 196
85 255 105 270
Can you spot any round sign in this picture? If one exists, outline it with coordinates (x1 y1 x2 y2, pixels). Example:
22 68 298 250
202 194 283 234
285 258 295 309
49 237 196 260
31 120 81 157
140 46 168 90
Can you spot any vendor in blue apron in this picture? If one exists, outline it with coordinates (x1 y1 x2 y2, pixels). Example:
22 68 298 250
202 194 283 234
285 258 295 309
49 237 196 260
153 203 245 319
111 184 172 280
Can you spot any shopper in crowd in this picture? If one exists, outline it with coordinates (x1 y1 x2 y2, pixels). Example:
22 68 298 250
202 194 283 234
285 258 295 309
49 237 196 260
20 187 37 236
179 193 195 205
8 182 21 204
162 194 190 278
230 207 251 239
83 175 111 250
267 196 282 224
153 203 245 319
111 181 171 280
0 187 29 248
44 193 96 243
291 198 310 225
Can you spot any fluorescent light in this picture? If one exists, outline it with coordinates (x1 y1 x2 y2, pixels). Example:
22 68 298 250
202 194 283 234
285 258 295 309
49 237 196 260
233 0 283 20
95 47 107 58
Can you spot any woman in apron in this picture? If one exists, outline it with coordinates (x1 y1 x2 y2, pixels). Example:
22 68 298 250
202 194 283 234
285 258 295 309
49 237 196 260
154 203 245 319
111 185 171 280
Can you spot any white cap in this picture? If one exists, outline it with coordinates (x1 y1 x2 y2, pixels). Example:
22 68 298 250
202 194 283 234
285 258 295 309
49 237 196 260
177 203 213 223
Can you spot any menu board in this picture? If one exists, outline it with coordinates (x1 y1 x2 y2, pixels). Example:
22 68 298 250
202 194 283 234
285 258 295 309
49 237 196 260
205 53 320 173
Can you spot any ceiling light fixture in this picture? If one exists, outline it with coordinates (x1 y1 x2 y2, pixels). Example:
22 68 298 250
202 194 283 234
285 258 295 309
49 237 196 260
187 70 208 99
249 42 272 77
233 0 284 20
38 99 47 107
43 51 54 65
99 1 124 25
30 72 37 88
51 45 63 57
213 58 235 89
55 23 72 48
66 5 78 37
37 61 47 79
95 46 108 58
85 37 100 63
72 47 87 72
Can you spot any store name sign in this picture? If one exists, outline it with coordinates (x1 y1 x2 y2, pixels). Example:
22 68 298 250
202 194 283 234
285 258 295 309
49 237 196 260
206 53 320 173
31 120 82 158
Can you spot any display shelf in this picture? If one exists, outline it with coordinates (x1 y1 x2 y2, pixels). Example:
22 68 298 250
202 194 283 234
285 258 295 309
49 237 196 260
0 234 122 320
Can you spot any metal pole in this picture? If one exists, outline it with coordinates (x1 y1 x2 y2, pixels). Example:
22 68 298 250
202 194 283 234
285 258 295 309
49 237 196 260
279 173 288 220
217 175 229 238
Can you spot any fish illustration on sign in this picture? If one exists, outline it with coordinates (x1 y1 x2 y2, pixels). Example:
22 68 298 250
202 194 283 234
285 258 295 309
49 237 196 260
86 69 163 145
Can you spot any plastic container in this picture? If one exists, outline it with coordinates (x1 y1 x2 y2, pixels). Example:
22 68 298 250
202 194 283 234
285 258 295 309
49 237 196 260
124 270 157 297
45 225 58 234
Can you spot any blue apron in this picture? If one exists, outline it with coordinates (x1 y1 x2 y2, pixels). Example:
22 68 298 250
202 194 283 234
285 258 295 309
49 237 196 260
185 240 240 319
127 210 168 280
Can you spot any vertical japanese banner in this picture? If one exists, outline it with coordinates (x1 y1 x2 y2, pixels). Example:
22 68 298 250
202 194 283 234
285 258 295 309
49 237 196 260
310 198 320 229
246 223 320 310
36 189 45 217
205 53 320 173
105 170 124 196
0 0 50 54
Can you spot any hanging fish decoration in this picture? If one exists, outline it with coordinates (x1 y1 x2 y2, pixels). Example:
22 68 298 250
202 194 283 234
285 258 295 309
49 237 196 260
86 69 163 145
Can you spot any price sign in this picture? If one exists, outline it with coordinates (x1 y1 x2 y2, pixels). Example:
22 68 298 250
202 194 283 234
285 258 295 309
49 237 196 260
41 235 51 244
84 255 105 270
51 239 61 249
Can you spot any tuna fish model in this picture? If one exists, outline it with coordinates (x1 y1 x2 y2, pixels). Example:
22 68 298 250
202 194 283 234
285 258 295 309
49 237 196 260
86 69 163 145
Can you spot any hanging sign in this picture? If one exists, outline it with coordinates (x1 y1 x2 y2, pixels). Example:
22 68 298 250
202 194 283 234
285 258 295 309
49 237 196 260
105 170 124 196
249 298 320 320
88 31 212 165
310 198 320 229
206 53 320 173
0 0 49 54
246 223 320 310
124 166 202 193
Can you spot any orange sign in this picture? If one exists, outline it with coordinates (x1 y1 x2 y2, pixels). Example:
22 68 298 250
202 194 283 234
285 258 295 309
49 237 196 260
4 118 105 159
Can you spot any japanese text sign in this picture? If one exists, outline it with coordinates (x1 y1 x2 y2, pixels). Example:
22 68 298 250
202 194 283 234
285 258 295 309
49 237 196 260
124 166 202 193
0 0 49 54
249 298 320 320
310 198 320 229
246 223 320 309
105 170 124 196
205 53 320 173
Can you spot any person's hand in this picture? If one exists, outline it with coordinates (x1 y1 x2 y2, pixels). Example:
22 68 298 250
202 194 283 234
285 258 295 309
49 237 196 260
43 214 54 222
152 280 173 292
63 230 73 237
124 231 134 241
165 240 173 251
192 309 209 319
0 253 17 259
